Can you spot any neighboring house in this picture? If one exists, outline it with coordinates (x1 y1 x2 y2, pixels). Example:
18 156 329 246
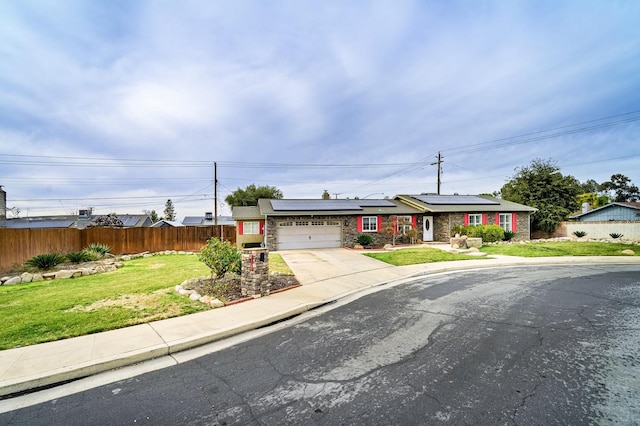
1 213 152 229
150 220 184 228
231 194 536 250
182 212 235 226
569 202 640 222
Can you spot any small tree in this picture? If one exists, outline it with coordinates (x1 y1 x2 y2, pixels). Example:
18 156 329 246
198 238 241 279
164 199 176 221
89 213 123 228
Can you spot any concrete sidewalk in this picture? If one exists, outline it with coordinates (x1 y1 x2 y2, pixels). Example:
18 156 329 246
1 248 639 398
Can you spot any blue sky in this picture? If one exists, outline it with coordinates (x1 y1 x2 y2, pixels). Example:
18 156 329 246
1 1 639 218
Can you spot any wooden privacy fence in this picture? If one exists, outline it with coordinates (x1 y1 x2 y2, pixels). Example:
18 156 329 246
0 226 235 272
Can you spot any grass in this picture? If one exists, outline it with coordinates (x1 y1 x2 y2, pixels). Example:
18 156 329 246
480 242 639 257
0 254 213 349
269 253 294 274
364 247 483 266
0 253 297 349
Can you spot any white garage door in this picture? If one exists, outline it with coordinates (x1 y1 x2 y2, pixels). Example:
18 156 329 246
276 220 342 250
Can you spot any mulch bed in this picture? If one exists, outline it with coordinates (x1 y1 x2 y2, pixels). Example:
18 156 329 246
189 274 301 303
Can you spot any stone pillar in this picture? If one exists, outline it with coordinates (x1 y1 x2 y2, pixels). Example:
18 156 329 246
241 248 270 297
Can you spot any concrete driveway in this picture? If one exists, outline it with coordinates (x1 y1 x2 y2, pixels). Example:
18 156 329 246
276 248 407 286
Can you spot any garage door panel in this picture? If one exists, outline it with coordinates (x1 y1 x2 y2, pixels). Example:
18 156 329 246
276 221 342 250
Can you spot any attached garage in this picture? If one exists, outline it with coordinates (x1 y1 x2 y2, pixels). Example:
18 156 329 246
276 220 342 250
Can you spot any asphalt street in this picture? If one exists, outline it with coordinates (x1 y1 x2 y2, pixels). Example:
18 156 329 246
2 264 639 425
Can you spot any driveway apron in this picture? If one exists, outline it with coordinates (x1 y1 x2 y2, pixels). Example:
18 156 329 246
276 248 396 285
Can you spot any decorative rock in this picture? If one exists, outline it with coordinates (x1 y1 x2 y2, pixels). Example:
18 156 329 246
3 276 22 285
43 272 56 280
20 272 34 283
467 247 480 253
210 298 225 308
55 270 77 279
178 288 193 295
32 273 44 282
189 293 201 301
451 243 460 250
621 249 635 255
1 276 10 282
466 238 483 248
199 295 211 304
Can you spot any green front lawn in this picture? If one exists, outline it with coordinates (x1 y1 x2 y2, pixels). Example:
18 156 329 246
0 254 213 349
364 247 483 266
480 242 639 257
0 253 294 350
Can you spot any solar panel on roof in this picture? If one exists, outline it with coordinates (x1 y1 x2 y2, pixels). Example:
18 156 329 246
413 195 499 205
356 199 396 207
121 216 140 227
271 200 363 211
182 217 203 225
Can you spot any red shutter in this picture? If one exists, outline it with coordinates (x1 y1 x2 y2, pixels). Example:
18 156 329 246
495 213 500 226
482 214 487 225
259 221 264 235
512 213 517 232
377 216 383 232
357 217 363 232
412 215 417 228
238 221 244 235
463 214 469 226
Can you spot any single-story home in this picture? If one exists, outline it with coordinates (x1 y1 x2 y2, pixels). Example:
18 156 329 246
232 194 536 250
570 202 640 222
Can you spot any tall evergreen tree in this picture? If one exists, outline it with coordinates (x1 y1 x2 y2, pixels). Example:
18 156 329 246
164 199 176 221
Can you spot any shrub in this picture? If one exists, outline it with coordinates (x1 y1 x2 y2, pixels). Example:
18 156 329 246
573 230 587 238
198 238 241 279
356 233 373 246
503 230 516 241
66 250 99 263
25 253 67 270
480 225 505 243
453 224 505 243
86 243 111 256
609 233 624 239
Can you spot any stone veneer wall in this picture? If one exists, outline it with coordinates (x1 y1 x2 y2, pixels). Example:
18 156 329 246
266 215 425 249
436 212 532 241
241 248 270 296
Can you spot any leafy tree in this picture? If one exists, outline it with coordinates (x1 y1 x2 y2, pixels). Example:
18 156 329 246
89 213 124 228
164 199 176 221
579 179 601 194
500 159 581 234
198 238 241 279
600 174 639 202
225 184 283 207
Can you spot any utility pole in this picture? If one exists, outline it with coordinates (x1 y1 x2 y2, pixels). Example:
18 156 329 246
430 152 443 195
214 162 218 226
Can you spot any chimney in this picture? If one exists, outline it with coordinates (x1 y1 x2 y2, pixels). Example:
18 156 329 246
0 185 6 220
322 190 330 200
582 203 589 214
205 212 213 221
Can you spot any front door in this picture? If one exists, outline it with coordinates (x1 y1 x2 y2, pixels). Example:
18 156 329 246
423 216 434 241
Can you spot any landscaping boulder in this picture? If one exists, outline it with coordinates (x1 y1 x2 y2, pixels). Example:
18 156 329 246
20 272 34 283
466 238 483 248
621 249 635 256
3 276 21 286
